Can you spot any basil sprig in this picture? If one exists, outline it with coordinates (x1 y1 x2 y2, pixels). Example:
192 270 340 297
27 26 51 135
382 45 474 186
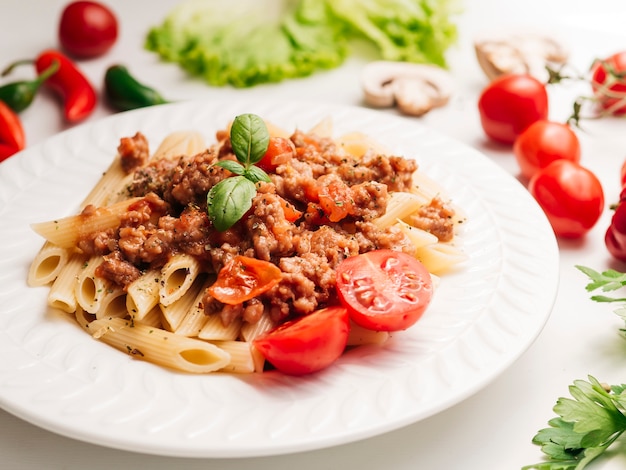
207 113 271 231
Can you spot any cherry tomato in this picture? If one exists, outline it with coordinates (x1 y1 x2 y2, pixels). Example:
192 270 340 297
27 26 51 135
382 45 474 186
620 159 626 187
513 120 581 180
335 249 433 332
257 137 295 172
590 51 626 115
207 255 282 305
58 1 118 58
528 160 604 238
253 306 350 375
606 188 626 261
478 74 549 144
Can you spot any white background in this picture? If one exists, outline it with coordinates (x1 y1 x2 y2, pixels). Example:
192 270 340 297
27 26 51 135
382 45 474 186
1 0 626 468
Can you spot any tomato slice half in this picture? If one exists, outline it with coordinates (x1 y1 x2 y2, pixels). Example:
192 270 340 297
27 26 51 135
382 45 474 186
335 249 433 331
253 306 350 375
208 256 281 305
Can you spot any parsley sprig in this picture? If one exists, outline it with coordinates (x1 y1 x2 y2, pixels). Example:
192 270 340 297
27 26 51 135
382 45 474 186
523 265 626 469
207 113 271 231
523 376 626 470
576 265 626 336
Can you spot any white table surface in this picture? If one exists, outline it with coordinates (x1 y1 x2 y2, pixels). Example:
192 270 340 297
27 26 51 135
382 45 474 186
2 1 626 469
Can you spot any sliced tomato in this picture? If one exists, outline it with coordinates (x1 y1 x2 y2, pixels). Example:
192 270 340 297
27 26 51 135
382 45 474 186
208 255 281 305
335 249 433 331
253 306 350 375
257 137 295 172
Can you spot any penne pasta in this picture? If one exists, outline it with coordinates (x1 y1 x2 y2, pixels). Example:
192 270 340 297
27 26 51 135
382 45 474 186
159 274 206 332
29 115 469 376
214 340 257 373
416 242 469 274
197 314 242 341
347 321 389 346
80 155 129 208
396 220 439 250
126 269 161 321
372 191 430 230
47 252 87 313
31 197 141 248
152 130 206 161
159 253 203 307
96 286 127 320
239 311 276 343
75 256 110 314
27 242 70 287
88 317 231 374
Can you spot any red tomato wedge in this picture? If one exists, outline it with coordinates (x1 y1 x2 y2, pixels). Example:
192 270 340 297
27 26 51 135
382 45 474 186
253 306 350 375
335 250 433 332
257 136 295 172
208 255 281 305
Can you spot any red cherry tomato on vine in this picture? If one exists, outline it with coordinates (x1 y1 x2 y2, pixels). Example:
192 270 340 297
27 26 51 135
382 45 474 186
590 51 626 116
253 306 350 375
513 120 581 180
528 160 604 238
478 74 549 144
620 159 626 187
59 1 118 58
335 249 433 332
606 188 626 261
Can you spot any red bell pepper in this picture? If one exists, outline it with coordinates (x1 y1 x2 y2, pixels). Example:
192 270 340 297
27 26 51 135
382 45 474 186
0 100 25 162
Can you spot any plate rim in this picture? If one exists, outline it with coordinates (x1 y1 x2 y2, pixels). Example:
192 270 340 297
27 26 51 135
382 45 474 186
0 98 559 458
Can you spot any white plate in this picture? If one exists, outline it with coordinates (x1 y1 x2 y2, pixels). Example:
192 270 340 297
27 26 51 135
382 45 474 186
0 99 559 458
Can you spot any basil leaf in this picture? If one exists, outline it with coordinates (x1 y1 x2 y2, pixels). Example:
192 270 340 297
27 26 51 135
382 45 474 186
230 113 270 165
214 159 245 175
207 176 256 231
245 165 272 183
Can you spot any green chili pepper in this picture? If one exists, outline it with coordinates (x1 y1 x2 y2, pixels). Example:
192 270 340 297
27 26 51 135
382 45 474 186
104 64 168 111
0 60 59 113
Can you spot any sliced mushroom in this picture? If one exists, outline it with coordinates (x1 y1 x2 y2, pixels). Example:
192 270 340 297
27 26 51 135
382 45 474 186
361 61 455 117
474 32 569 82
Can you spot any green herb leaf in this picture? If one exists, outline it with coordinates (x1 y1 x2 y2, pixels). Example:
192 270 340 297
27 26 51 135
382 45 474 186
245 165 271 183
214 159 245 175
207 176 256 231
523 376 626 470
230 113 270 165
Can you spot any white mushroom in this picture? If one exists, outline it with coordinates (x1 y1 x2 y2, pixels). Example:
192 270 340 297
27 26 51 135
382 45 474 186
361 61 455 117
474 32 569 82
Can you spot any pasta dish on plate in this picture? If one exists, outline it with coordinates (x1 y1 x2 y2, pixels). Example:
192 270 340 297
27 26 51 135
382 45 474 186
26 114 467 376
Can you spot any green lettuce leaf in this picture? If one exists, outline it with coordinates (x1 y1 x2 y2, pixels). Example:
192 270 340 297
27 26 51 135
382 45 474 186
145 0 458 88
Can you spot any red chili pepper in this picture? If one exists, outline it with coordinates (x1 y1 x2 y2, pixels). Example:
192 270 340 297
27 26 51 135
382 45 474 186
0 100 25 162
35 49 97 123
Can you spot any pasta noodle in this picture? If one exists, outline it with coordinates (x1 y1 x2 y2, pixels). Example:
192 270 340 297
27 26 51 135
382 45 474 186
29 120 468 375
75 255 110 314
47 253 87 313
88 317 231 374
31 197 140 248
158 253 203 307
27 242 70 287
126 269 161 321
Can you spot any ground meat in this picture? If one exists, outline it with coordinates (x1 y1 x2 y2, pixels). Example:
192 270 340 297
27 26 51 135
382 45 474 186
96 251 141 287
409 196 456 242
118 132 149 173
82 126 455 326
128 158 178 198
165 150 224 207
